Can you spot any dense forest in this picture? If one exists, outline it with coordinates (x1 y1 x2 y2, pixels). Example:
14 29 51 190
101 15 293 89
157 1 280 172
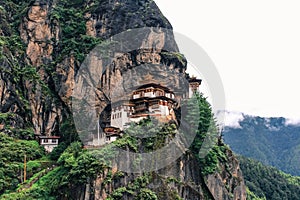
239 156 300 200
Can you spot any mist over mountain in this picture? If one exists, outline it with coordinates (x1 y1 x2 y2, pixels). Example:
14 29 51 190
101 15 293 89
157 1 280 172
223 111 300 176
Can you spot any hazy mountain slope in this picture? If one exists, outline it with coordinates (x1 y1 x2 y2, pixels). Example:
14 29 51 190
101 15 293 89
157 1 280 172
223 114 300 176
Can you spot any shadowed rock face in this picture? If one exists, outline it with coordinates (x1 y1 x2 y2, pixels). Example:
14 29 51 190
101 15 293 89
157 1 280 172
0 0 246 199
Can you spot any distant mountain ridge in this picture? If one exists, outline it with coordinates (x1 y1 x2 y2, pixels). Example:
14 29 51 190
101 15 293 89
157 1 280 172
223 112 300 176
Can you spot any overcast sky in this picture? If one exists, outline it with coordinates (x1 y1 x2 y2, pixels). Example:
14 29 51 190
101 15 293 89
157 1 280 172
154 0 300 121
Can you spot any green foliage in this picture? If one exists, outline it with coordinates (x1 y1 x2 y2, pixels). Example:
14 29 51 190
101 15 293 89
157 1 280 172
57 142 82 167
3 142 103 199
129 174 151 190
0 133 44 163
182 93 225 175
107 173 157 200
0 113 15 124
107 187 129 200
279 171 300 186
114 133 138 152
50 2 102 63
48 142 68 160
199 147 220 175
26 161 41 172
122 119 177 152
1 0 33 33
2 166 63 200
48 117 80 161
136 188 158 200
31 167 67 198
186 93 215 155
59 117 80 145
0 33 25 56
0 187 56 200
68 150 103 184
246 187 266 200
166 176 181 184
0 133 45 194
160 51 186 66
11 128 35 140
48 142 103 195
239 156 300 200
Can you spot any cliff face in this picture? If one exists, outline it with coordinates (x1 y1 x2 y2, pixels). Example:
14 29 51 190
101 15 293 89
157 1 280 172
0 0 182 136
0 0 246 199
80 149 246 200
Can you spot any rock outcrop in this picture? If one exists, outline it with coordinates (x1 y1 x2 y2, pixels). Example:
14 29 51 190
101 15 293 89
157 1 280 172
68 148 246 200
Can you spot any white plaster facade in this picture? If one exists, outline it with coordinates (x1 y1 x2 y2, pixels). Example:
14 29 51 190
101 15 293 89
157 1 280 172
38 136 60 153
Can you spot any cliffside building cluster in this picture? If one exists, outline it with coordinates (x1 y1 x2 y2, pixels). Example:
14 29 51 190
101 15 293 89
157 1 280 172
87 77 202 147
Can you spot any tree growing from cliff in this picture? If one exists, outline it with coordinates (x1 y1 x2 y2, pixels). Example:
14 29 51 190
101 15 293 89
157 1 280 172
182 92 226 175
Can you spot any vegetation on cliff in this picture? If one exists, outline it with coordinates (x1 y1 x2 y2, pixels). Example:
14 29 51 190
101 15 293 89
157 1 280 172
0 133 45 195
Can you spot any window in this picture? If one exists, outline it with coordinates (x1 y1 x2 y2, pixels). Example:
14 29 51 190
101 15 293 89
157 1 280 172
52 139 57 143
44 139 48 143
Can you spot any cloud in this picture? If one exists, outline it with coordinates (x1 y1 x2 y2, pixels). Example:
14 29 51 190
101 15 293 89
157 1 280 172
218 110 244 128
285 118 300 126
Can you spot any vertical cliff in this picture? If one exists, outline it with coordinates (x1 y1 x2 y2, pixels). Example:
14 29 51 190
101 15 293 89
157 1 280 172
82 148 246 200
0 0 246 199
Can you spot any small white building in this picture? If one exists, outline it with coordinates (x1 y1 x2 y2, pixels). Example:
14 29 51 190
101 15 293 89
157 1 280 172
86 126 122 147
110 100 134 130
37 136 60 153
103 127 122 143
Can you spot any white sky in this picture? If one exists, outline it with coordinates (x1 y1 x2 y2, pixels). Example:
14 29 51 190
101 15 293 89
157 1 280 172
154 0 300 120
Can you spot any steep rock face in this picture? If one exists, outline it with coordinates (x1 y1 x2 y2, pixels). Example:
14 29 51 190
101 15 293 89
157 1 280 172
23 0 181 136
1 1 63 135
0 8 28 132
89 153 210 200
75 150 246 200
20 1 55 67
19 1 61 135
86 0 173 39
206 149 247 200
1 0 184 136
0 0 247 199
